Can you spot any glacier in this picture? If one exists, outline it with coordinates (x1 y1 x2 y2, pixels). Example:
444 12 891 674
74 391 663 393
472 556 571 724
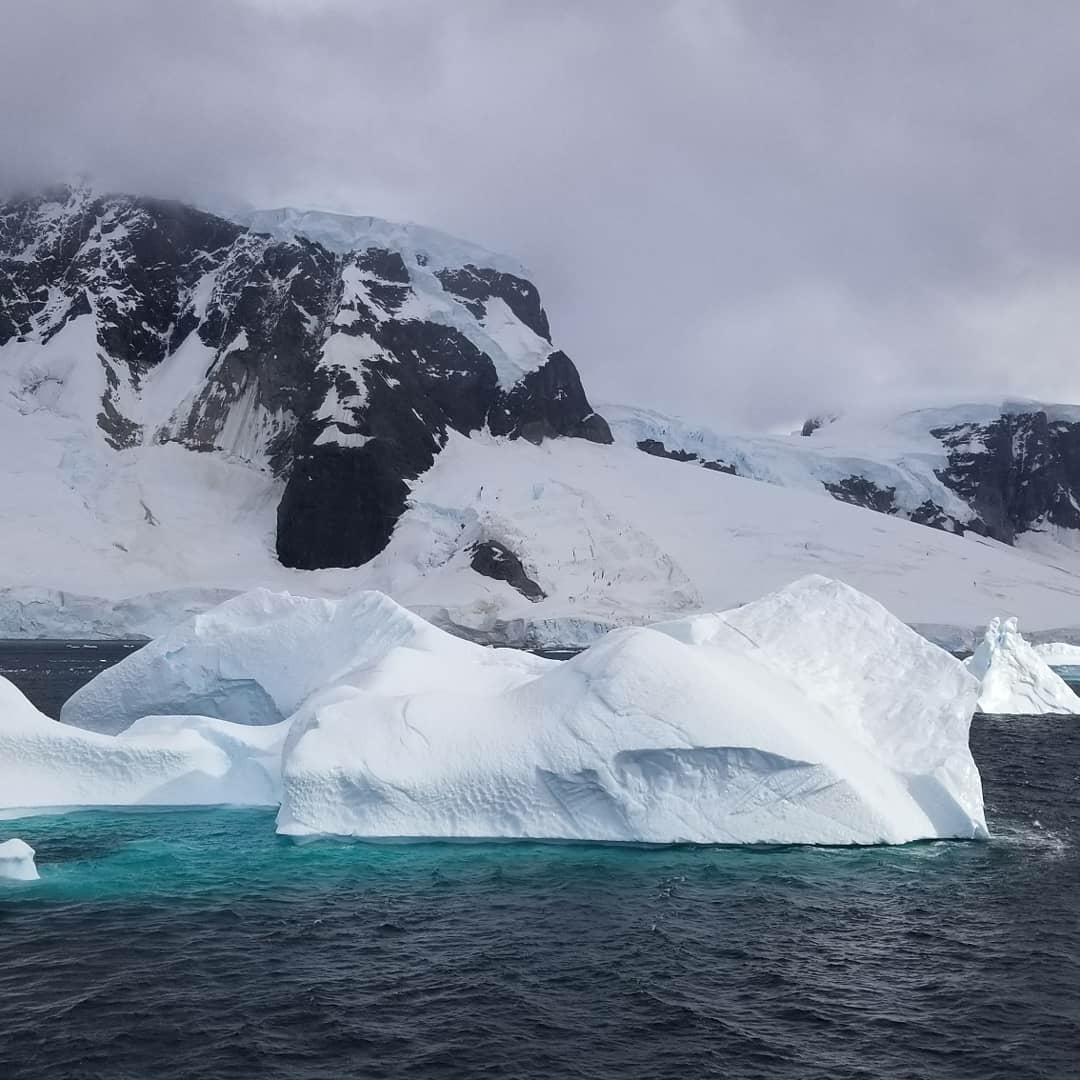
46 576 987 846
965 618 1080 715
0 839 38 882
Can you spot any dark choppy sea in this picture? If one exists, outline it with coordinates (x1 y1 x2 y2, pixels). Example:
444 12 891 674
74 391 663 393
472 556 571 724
0 642 1078 1080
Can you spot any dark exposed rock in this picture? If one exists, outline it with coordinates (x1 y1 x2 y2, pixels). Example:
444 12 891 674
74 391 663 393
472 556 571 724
636 438 737 474
823 476 898 516
701 459 738 474
800 415 836 437
1 183 611 571
638 438 697 462
276 439 416 570
437 265 551 341
908 500 963 534
469 540 546 602
932 412 1080 544
811 411 1080 543
489 351 613 445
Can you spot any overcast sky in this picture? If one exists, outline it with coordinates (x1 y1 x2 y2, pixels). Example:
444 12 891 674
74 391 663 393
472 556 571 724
4 0 1079 429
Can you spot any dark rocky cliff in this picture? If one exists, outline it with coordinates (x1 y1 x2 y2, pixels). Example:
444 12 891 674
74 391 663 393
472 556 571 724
0 184 611 569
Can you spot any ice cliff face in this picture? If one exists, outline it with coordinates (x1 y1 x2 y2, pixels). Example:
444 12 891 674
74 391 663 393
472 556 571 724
605 402 1080 547
0 183 610 570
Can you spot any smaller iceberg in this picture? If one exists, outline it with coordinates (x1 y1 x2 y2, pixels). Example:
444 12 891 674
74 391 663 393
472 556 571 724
60 589 550 735
0 839 39 882
1032 641 1080 667
966 618 1080 715
0 675 284 811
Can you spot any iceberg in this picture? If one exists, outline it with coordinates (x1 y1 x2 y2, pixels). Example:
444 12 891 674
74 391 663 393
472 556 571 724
0 675 283 812
0 838 38 882
1032 641 1080 667
966 617 1080 715
60 588 552 735
30 577 987 845
277 576 986 845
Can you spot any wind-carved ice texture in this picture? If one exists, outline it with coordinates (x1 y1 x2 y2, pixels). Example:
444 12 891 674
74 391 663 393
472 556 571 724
37 577 990 845
966 617 1080 715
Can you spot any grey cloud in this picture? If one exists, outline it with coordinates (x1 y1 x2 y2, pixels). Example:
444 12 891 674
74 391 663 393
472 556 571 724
3 0 1080 428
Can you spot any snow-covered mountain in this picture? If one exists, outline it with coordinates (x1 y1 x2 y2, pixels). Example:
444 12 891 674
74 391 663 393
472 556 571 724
5 183 1080 644
606 401 1080 549
0 182 610 570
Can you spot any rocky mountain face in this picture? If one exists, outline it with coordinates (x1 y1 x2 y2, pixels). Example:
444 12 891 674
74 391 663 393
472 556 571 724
0 184 610 570
604 402 1080 548
928 413 1080 543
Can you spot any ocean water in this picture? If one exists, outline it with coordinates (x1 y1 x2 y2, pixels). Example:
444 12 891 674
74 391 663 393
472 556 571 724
0 639 145 717
1 648 1078 1079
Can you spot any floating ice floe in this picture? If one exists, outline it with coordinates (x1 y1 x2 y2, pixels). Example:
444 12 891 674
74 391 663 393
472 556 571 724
0 838 39 881
43 576 989 845
965 617 1080 716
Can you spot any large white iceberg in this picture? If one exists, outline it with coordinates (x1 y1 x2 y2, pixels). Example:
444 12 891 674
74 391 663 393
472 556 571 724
277 576 985 844
965 617 1080 715
0 838 38 881
0 675 283 812
24 577 987 844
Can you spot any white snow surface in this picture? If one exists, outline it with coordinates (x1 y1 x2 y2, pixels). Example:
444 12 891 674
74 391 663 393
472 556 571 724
234 207 528 277
53 578 986 845
0 839 38 882
7 322 1080 645
965 618 1080 715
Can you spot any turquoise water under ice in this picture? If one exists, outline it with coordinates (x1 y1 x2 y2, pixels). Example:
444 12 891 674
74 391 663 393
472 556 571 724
0 644 1078 1078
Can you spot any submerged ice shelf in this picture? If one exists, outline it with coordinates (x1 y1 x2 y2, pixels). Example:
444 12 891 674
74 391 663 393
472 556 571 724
6 577 988 846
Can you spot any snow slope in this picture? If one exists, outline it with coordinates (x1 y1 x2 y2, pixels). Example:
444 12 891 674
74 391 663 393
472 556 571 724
605 399 1080 535
965 618 1080 715
49 578 986 845
5 187 1080 642
5 402 1080 643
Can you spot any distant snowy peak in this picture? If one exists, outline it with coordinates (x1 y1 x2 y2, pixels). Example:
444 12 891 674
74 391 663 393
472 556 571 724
604 401 1080 547
0 183 610 570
